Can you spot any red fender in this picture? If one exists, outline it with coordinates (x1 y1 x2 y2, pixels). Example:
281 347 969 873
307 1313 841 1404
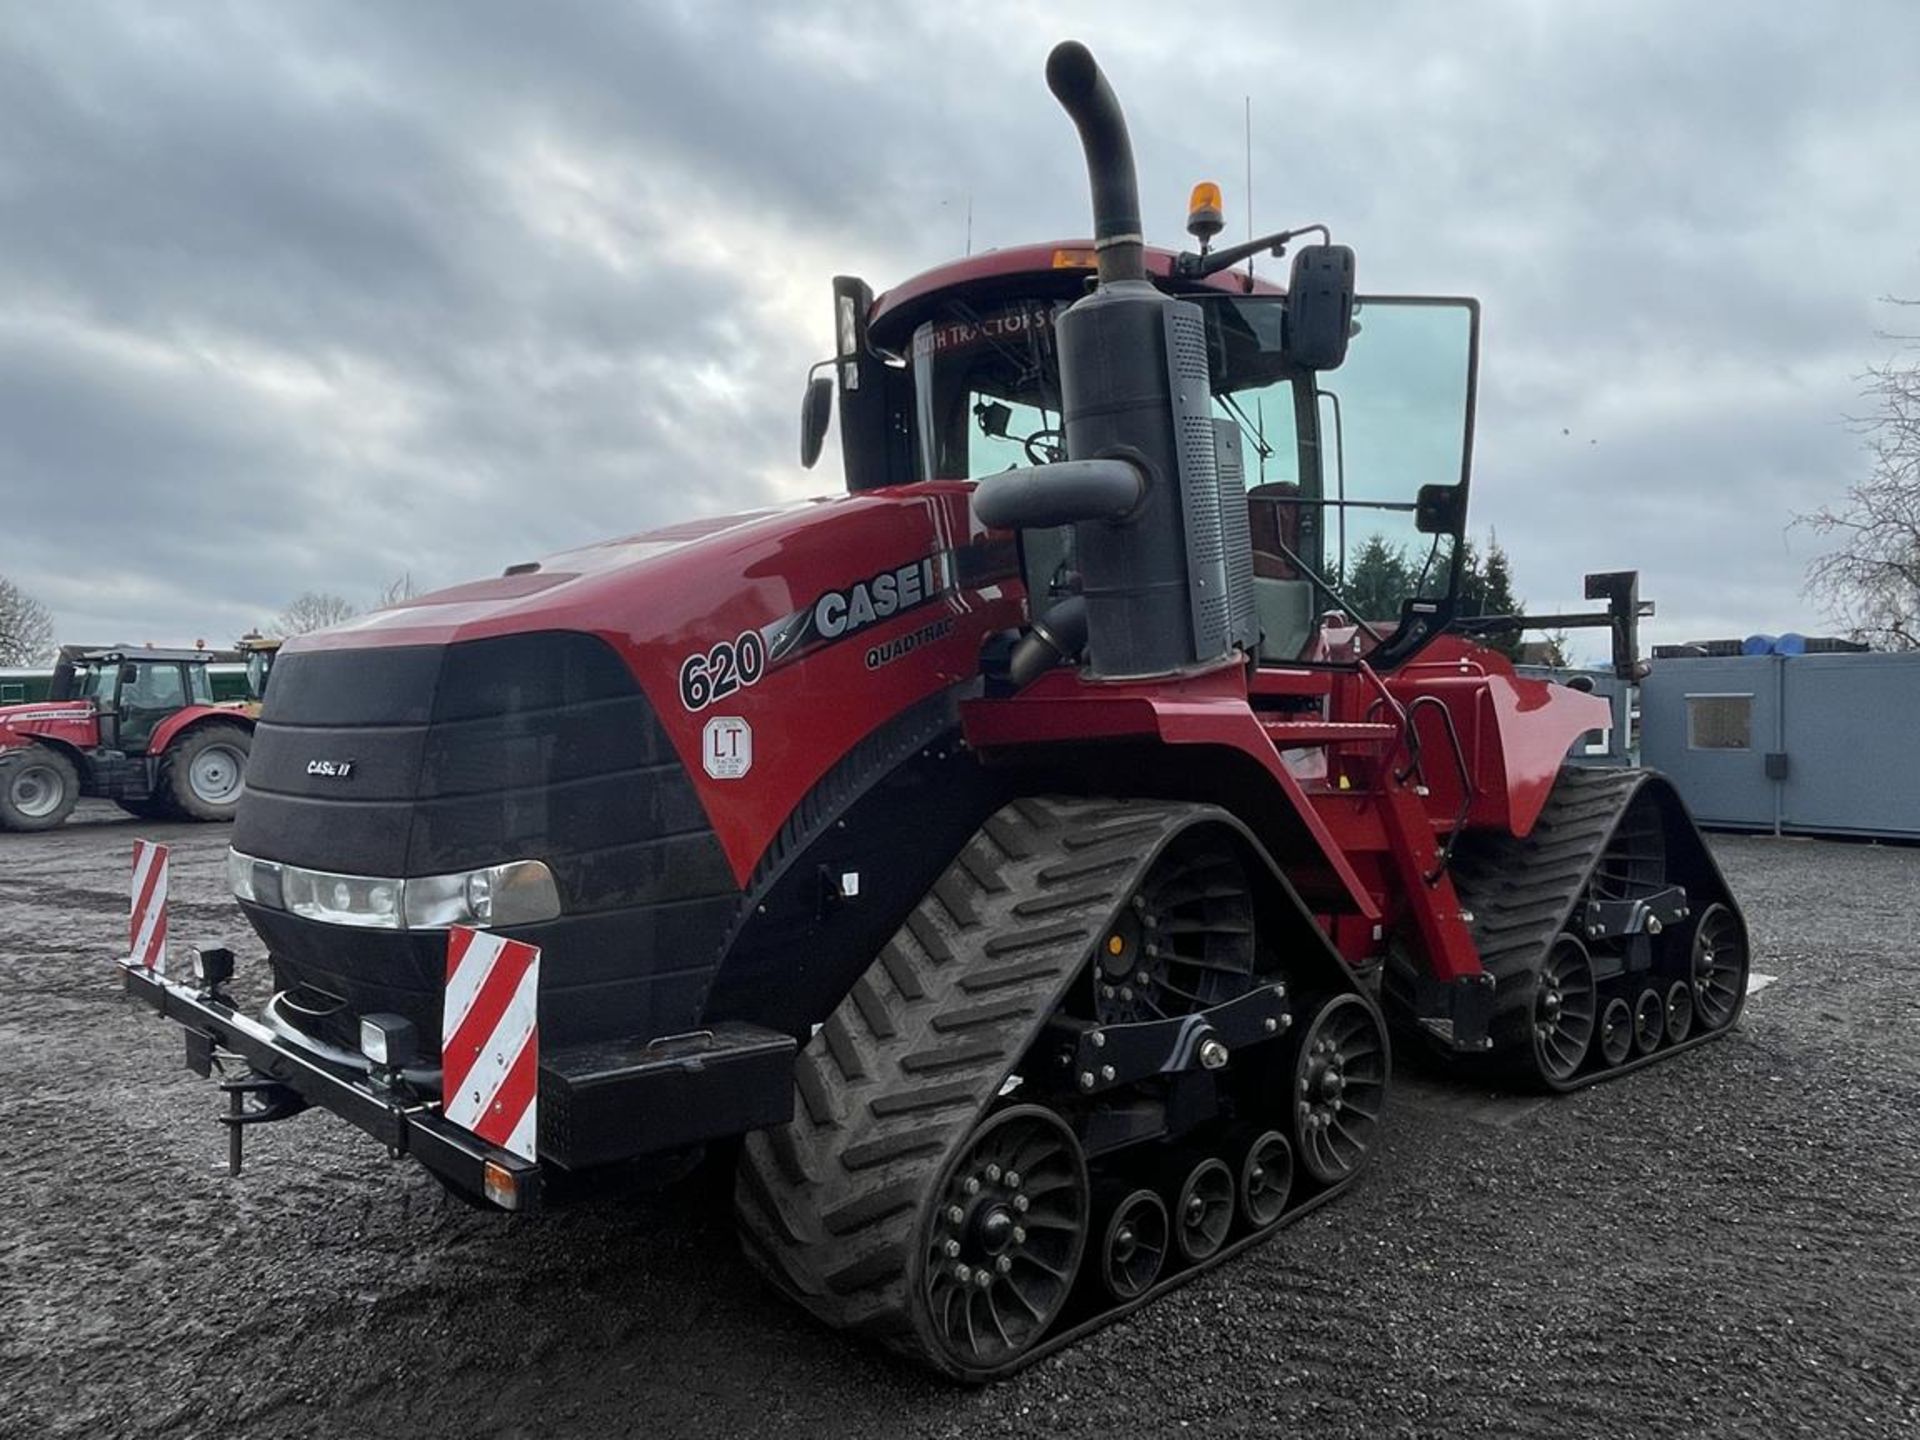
148 705 253 757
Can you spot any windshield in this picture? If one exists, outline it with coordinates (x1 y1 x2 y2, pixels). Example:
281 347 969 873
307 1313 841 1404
74 665 117 703
913 302 1067 480
909 290 1476 661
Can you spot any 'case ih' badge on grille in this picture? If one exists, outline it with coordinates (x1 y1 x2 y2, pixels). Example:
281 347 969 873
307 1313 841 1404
441 926 540 1161
127 839 169 972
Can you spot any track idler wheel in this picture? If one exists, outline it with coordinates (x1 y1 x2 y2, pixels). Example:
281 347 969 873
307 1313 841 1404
1093 1183 1169 1301
921 1105 1089 1372
1167 1156 1234 1264
1292 994 1388 1184
1690 902 1748 1032
1597 997 1633 1066
1532 934 1598 1083
1664 980 1695 1044
1631 988 1665 1056
1234 1129 1294 1231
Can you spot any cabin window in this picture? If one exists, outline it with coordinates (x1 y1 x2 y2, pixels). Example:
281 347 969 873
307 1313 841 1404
1686 693 1752 750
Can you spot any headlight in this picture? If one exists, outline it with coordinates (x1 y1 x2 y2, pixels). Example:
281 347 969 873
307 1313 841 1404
402 860 560 930
282 867 404 929
231 848 559 931
227 848 284 909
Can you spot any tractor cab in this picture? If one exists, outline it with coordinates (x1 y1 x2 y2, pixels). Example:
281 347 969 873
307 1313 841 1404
49 647 220 753
234 633 283 714
808 236 1480 672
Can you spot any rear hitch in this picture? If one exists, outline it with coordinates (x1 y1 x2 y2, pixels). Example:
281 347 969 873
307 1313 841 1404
215 1073 309 1176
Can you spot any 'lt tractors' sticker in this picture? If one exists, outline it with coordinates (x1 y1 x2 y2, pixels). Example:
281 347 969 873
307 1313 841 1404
702 716 752 779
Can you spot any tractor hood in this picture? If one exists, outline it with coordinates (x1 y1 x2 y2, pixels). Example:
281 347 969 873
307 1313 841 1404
251 484 1024 885
0 699 97 750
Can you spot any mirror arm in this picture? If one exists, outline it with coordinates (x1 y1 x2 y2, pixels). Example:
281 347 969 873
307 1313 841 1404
1176 224 1329 279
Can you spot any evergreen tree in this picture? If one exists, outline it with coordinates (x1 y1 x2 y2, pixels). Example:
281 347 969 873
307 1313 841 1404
1340 535 1417 621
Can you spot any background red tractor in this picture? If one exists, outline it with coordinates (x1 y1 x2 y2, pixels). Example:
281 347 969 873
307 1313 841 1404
0 646 254 831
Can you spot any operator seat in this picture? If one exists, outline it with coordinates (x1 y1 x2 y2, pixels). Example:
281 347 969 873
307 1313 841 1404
1246 483 1314 661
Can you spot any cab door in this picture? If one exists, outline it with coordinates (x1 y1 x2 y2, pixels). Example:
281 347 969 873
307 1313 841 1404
117 662 188 753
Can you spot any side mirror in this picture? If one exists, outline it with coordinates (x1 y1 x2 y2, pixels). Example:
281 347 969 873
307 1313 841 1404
120 664 139 685
1414 484 1465 535
799 374 833 469
975 400 1013 439
1285 244 1356 370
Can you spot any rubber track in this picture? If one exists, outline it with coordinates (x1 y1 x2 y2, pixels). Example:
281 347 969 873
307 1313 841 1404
1449 766 1735 1090
733 796 1286 1379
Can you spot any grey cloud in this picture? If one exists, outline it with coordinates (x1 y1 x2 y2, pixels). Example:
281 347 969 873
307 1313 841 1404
1 0 1917 650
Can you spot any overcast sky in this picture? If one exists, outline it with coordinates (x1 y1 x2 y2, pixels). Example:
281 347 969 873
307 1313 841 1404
3 0 1917 659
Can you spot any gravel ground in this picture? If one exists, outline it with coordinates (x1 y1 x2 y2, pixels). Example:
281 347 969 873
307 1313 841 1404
2 802 1916 1440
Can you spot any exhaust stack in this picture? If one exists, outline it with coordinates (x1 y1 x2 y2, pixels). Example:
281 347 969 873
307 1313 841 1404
1044 42 1145 286
1024 41 1242 679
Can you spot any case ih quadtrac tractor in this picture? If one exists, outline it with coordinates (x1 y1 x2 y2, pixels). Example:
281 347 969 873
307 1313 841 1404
124 43 1748 1379
0 646 253 830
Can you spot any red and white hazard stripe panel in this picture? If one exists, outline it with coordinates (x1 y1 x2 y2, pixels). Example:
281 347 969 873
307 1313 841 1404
128 839 170 973
441 926 540 1161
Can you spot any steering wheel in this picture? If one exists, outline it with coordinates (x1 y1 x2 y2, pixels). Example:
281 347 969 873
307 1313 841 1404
1023 428 1066 465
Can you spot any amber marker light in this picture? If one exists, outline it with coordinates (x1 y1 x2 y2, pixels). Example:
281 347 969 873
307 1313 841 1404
1187 181 1225 249
483 1161 523 1211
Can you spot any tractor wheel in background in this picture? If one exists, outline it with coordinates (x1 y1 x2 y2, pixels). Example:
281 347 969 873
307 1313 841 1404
1531 934 1599 1083
160 723 251 822
0 746 80 831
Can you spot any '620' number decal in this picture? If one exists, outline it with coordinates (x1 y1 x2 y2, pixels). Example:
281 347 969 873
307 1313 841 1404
679 630 767 711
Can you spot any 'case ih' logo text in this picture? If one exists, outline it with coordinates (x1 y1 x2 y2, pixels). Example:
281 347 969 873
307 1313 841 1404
306 759 355 779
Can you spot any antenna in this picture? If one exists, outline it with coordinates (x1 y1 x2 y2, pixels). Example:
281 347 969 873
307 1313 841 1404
1244 97 1254 281
966 191 973 256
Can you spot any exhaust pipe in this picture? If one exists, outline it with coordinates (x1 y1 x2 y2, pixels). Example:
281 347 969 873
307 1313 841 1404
1045 41 1145 285
972 41 1244 683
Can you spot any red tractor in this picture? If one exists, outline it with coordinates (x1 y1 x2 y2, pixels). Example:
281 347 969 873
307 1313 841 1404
0 646 255 831
121 43 1746 1379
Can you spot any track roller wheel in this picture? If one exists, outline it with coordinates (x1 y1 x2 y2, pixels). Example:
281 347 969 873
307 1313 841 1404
1093 1183 1168 1301
1091 831 1255 1026
1664 980 1695 1045
1690 902 1748 1031
1235 1129 1294 1231
1292 994 1388 1184
1167 1157 1234 1264
1531 934 1598 1084
922 1105 1089 1373
1631 988 1665 1056
1598 997 1633 1067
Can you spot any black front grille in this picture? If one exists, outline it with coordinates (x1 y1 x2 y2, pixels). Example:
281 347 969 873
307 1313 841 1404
233 631 740 1052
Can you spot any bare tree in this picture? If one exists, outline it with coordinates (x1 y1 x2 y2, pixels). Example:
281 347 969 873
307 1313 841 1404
1797 298 1920 651
271 591 359 637
374 571 418 609
0 574 55 665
